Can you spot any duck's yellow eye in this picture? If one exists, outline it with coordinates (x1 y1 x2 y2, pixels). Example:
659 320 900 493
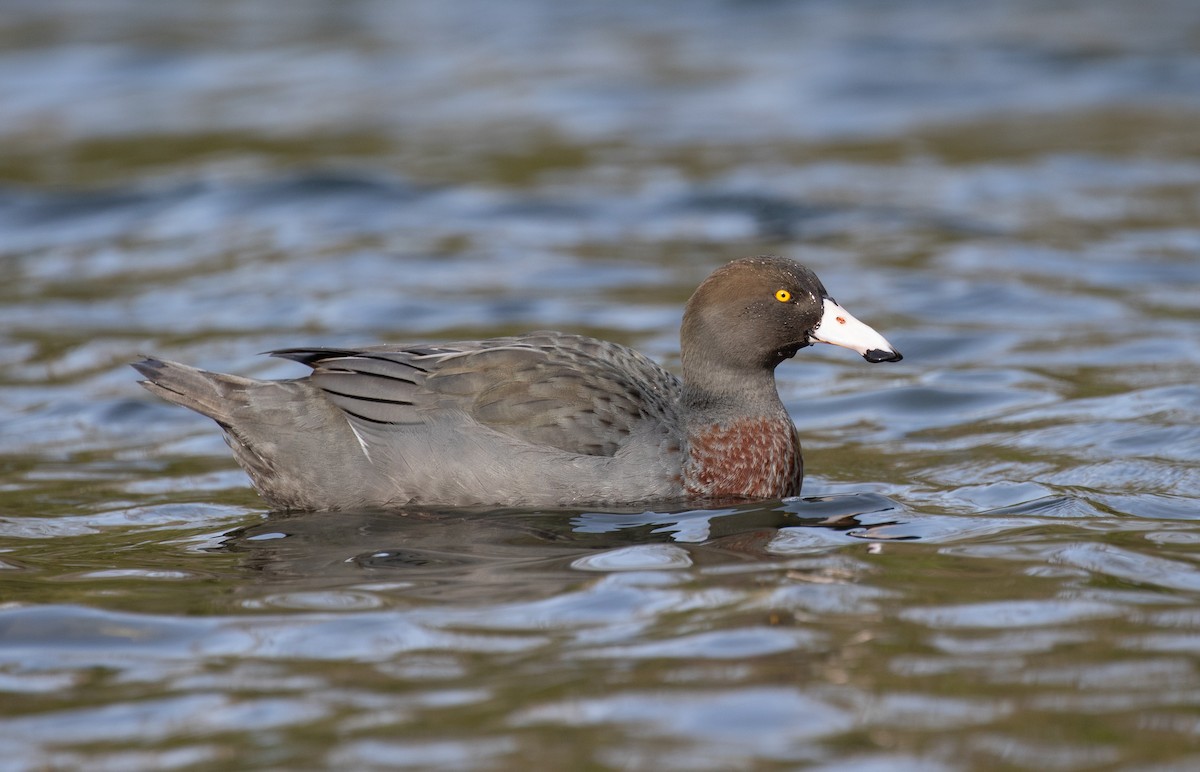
774 289 792 303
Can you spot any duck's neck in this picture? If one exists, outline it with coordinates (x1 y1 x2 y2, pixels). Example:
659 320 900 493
681 359 788 423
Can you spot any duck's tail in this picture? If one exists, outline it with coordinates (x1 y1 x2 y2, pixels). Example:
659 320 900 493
131 357 256 426
132 357 376 510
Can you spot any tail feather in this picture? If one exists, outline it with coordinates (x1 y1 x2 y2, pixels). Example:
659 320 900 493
132 356 376 510
132 357 255 424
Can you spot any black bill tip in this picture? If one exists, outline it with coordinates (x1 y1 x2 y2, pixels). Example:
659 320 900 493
864 349 903 363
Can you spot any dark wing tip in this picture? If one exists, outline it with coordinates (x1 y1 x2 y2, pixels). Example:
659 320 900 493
266 348 358 367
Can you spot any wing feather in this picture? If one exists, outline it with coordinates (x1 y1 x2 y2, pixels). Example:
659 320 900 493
269 334 681 456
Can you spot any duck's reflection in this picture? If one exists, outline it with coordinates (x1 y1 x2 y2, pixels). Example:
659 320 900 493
213 493 902 605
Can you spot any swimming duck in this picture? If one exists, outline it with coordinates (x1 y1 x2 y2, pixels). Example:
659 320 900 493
134 256 901 509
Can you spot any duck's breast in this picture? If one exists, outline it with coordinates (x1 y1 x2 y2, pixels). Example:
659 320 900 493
682 417 803 499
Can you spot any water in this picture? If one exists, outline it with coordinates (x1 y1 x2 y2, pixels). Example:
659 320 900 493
2 0 1200 768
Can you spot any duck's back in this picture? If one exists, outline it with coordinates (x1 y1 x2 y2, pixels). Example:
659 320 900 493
280 332 683 455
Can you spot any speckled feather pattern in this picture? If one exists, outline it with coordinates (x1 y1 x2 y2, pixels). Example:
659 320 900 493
682 417 803 498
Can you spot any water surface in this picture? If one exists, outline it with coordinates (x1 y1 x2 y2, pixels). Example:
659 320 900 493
2 1 1200 769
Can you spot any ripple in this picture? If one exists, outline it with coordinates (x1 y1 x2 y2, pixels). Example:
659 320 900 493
902 600 1122 629
242 591 385 611
510 687 856 757
969 735 1121 770
808 756 958 772
329 739 517 770
0 503 251 539
852 692 1013 729
570 544 693 572
66 569 196 581
0 693 327 745
1048 543 1200 593
576 627 820 660
0 670 78 694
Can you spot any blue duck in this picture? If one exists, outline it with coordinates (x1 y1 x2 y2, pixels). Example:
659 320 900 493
133 256 901 509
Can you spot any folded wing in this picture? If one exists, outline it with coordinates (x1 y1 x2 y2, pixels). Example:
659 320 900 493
271 333 682 458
